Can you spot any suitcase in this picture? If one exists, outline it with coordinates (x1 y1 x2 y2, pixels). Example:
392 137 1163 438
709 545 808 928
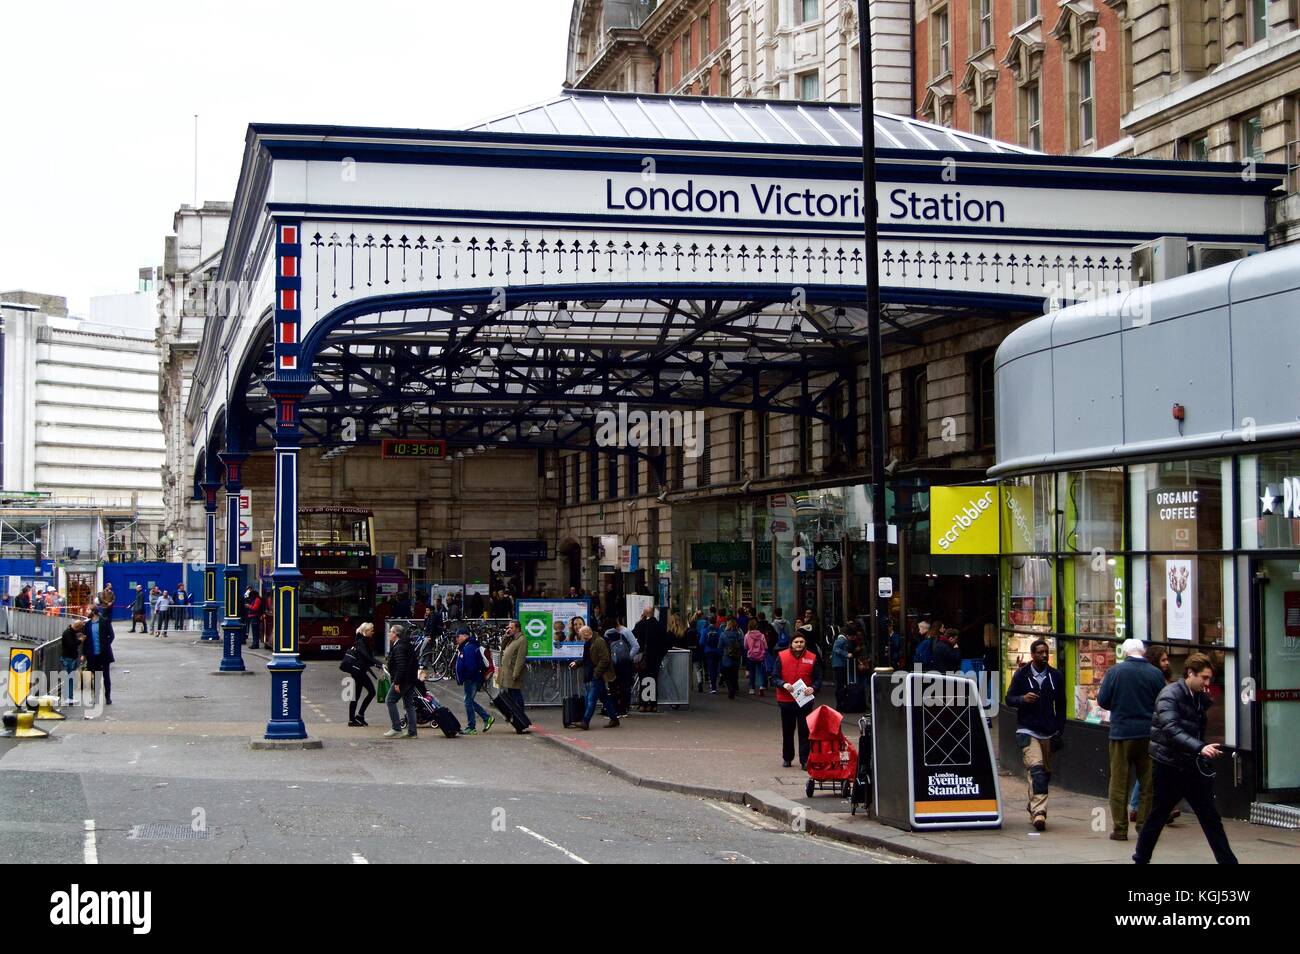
431 705 461 739
840 679 867 713
561 694 585 728
489 688 532 734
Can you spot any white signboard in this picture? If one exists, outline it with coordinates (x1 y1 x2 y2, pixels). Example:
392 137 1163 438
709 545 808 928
1165 559 1194 641
625 593 655 630
239 491 253 549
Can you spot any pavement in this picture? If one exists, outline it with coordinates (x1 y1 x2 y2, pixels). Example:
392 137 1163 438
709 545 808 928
5 636 1295 864
0 634 911 865
530 684 1300 865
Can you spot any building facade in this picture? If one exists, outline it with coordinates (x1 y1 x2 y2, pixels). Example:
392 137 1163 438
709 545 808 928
0 291 165 526
1118 0 1300 245
913 0 1128 152
156 201 231 561
565 0 914 114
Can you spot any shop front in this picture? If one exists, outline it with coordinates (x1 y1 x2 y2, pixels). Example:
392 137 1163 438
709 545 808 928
991 244 1300 816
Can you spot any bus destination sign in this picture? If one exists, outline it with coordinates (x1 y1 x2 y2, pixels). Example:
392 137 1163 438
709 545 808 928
380 439 448 460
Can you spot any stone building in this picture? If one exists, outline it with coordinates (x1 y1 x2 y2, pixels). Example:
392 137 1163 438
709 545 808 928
1117 0 1300 245
156 201 231 561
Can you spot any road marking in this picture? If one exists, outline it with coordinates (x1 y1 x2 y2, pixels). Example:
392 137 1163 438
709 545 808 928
83 819 98 865
515 826 589 864
718 850 759 864
705 801 914 864
351 851 369 864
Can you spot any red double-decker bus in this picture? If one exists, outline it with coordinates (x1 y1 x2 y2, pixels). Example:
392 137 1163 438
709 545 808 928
259 506 377 656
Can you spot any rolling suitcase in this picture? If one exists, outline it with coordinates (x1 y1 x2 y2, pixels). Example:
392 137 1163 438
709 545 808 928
561 667 585 728
489 688 532 734
431 705 461 739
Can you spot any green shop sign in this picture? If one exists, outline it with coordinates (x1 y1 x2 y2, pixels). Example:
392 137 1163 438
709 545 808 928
690 542 773 572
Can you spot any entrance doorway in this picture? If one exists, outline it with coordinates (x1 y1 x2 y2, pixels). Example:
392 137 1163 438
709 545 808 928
66 572 95 614
1254 558 1300 791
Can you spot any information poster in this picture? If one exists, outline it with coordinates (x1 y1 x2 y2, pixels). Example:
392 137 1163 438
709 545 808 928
1165 559 1194 641
518 598 591 660
625 593 655 629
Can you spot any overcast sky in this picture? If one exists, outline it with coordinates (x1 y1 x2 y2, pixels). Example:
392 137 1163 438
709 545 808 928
0 0 574 315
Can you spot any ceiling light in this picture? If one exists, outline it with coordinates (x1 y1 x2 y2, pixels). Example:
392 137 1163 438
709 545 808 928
544 418 557 431
498 433 510 443
527 423 541 437
478 352 495 370
743 346 762 364
453 451 463 460
475 444 486 453
523 325 543 345
788 327 807 347
553 302 573 330
561 411 576 424
457 368 476 384
830 307 853 334
710 352 727 372
498 339 518 360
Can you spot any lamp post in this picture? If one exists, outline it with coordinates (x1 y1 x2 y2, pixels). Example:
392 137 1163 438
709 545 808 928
857 0 890 663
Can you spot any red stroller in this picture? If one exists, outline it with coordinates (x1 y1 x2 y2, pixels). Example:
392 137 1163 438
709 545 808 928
804 705 859 799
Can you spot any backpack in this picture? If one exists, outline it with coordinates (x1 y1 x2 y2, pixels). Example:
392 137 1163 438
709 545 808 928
703 626 721 653
607 632 632 666
745 632 766 661
479 645 496 680
724 634 742 662
914 636 937 668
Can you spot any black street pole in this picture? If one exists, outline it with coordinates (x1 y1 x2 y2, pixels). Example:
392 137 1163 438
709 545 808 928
857 1 890 664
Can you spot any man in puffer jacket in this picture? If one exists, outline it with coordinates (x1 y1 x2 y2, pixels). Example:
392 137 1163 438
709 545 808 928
383 624 420 739
1005 638 1066 831
1132 653 1237 864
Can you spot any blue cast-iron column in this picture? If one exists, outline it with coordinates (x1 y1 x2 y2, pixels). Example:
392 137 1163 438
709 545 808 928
263 382 310 739
218 452 248 673
201 482 221 641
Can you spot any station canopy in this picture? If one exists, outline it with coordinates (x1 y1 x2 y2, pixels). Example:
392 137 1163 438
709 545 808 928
204 90 1281 461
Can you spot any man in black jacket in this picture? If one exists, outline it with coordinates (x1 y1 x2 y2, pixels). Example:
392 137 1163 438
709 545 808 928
59 619 85 704
1004 638 1067 831
1132 653 1237 864
383 624 420 739
633 606 669 712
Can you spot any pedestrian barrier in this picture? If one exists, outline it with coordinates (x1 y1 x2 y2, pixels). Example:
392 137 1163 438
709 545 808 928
7 608 86 644
0 710 47 739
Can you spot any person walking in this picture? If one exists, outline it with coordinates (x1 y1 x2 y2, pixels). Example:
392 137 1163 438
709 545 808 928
453 627 495 735
831 626 857 707
129 584 146 633
701 617 723 694
172 583 191 631
153 590 172 637
1129 646 1179 824
1005 639 1067 831
774 634 820 769
569 625 619 729
633 605 669 712
1096 637 1167 841
744 621 768 696
1132 654 1238 864
345 622 380 727
498 621 528 718
771 607 790 643
382 624 419 739
82 608 114 707
59 618 85 704
932 627 962 673
913 619 938 669
717 619 743 700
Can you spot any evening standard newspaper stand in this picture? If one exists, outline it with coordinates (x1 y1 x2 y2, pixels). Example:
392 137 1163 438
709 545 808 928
871 671 1002 830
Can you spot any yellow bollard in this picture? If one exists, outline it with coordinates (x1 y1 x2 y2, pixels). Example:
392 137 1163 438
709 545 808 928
0 711 49 739
33 695 65 722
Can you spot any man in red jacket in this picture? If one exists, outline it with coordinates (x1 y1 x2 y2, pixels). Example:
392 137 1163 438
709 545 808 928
775 635 822 769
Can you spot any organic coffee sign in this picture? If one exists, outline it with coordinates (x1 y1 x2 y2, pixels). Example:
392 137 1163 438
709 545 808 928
1148 489 1199 550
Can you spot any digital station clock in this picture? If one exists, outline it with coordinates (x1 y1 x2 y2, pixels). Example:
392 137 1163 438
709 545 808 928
380 439 448 460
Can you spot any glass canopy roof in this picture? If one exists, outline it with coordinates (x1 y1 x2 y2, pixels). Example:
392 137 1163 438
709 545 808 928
469 89 1038 155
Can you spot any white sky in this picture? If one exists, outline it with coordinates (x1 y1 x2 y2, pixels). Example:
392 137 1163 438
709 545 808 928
0 0 574 315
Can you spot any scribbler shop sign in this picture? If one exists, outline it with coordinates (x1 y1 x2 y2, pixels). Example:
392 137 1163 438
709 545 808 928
930 487 998 555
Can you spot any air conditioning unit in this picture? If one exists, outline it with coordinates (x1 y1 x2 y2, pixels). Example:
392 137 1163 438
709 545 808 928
1188 242 1263 272
1130 236 1188 284
406 549 428 571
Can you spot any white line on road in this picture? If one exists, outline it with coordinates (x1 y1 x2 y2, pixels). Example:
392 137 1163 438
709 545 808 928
515 826 589 864
83 819 98 865
351 851 369 864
